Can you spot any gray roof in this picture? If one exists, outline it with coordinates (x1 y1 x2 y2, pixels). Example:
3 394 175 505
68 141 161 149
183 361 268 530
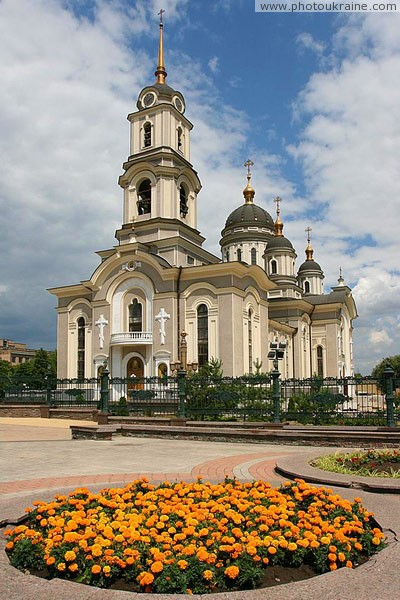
224 203 274 229
266 235 294 251
298 260 323 273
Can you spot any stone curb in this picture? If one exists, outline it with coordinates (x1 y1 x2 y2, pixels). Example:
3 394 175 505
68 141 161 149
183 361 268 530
275 451 400 493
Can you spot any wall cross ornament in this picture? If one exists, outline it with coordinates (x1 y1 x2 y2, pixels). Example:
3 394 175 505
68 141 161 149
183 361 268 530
95 314 108 349
155 308 170 345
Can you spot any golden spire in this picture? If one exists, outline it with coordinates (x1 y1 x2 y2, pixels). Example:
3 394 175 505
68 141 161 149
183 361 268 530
274 196 283 236
243 159 255 204
155 9 167 85
305 226 314 261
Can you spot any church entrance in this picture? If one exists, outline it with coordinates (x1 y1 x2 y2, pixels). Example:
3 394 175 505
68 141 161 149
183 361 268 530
127 356 144 390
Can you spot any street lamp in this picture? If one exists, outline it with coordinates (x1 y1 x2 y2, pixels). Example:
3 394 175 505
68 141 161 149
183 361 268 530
268 341 287 423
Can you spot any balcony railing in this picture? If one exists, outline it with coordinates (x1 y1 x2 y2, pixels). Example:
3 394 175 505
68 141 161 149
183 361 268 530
110 332 153 345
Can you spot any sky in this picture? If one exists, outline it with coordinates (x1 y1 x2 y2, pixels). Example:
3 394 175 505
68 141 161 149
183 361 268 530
0 0 399 374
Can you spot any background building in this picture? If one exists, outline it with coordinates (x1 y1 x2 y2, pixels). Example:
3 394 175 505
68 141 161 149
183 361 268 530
49 19 357 380
0 339 37 366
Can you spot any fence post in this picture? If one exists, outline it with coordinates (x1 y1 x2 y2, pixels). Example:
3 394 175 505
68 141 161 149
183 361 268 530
384 366 395 427
100 365 110 414
272 360 281 423
177 368 186 419
45 368 53 406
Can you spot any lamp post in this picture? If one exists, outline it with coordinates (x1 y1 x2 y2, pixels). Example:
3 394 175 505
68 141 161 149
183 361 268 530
99 360 110 414
384 365 395 428
268 341 287 423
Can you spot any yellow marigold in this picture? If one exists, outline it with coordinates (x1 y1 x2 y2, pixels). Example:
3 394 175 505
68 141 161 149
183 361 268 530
372 536 382 546
91 544 103 557
203 569 213 581
57 562 66 572
268 546 277 555
103 565 111 575
68 563 79 572
91 565 101 575
338 552 346 562
150 560 164 573
288 542 298 552
329 562 338 571
224 565 239 579
177 559 188 570
64 550 77 562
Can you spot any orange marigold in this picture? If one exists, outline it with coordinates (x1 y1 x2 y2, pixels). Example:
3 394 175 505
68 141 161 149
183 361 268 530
91 565 101 575
137 571 155 586
203 569 213 581
224 565 239 579
150 560 164 574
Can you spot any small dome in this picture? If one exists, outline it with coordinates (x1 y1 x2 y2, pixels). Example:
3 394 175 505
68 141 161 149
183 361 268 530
298 260 323 273
266 235 294 251
225 204 274 229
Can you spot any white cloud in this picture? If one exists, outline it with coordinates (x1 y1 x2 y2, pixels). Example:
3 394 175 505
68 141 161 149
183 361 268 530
297 32 326 55
370 329 392 345
291 14 400 372
208 56 219 73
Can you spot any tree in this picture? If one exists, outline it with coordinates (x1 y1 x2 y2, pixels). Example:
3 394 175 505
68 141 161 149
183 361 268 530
371 355 400 392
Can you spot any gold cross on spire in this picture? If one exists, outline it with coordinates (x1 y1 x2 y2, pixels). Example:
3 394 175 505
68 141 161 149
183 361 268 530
155 9 167 84
242 159 255 204
305 226 313 261
274 196 283 236
244 159 254 177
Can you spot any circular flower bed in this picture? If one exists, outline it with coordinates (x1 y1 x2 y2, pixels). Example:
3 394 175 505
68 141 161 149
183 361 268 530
313 449 400 478
4 478 385 594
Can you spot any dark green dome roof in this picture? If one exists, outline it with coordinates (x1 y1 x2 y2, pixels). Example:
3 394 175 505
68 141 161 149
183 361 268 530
298 260 323 273
225 203 274 229
266 235 294 250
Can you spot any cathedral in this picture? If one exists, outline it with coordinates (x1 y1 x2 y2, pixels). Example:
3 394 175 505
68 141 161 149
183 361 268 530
49 17 357 380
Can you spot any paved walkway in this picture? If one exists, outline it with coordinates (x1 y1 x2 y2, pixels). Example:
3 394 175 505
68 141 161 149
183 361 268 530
0 418 399 599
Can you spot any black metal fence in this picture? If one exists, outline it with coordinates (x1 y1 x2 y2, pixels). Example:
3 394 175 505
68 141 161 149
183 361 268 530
0 372 398 426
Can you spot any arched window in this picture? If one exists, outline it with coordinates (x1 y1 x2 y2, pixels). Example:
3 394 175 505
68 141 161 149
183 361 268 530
304 281 310 294
251 248 257 265
197 304 208 367
77 317 85 380
177 127 183 152
129 299 142 332
143 122 152 147
317 345 324 378
270 259 277 274
137 179 151 215
248 309 253 374
237 248 242 262
180 184 188 217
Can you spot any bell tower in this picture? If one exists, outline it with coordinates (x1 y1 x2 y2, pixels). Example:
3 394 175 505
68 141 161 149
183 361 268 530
116 12 207 266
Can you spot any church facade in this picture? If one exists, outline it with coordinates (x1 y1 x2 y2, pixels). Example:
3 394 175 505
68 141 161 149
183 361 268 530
49 18 357 381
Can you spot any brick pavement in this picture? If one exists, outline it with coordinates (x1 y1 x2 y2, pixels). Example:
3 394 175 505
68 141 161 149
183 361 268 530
1 418 399 599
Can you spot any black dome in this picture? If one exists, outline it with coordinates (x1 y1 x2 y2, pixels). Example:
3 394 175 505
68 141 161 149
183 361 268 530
225 203 274 229
266 235 294 250
298 260 323 273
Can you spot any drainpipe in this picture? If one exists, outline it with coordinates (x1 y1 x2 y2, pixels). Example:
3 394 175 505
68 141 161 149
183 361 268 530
176 266 183 359
308 305 316 377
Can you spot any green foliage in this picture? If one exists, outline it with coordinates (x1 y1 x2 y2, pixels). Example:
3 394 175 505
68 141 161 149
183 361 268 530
115 396 129 416
8 537 45 571
285 387 347 424
198 357 223 377
314 449 400 478
371 354 400 392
